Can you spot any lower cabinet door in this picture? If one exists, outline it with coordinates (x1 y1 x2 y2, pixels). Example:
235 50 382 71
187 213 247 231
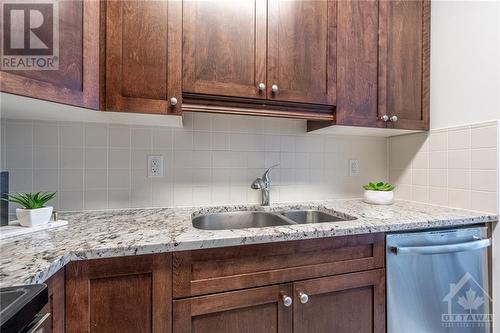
65 254 172 333
293 269 386 333
173 284 293 333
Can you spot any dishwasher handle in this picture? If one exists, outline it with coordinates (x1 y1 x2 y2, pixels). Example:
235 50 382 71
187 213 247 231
391 238 491 255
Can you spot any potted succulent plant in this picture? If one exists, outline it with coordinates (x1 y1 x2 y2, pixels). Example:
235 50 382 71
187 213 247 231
2 192 56 227
362 182 395 205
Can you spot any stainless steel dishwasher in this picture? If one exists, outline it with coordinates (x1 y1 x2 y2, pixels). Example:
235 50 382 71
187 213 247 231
387 227 492 333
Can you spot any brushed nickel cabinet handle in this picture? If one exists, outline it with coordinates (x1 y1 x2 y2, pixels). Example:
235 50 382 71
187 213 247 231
281 294 292 307
299 292 309 304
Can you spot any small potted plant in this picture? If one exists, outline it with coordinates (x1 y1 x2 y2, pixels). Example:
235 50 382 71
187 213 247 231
362 182 395 205
2 192 56 227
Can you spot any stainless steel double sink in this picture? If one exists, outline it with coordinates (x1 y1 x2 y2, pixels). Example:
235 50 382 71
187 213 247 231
192 209 354 230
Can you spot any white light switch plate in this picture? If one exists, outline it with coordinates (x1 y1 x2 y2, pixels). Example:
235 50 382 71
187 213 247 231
148 155 164 177
349 159 359 177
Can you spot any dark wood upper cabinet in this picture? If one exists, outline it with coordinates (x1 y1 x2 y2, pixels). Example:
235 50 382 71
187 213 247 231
267 0 336 105
182 0 337 118
379 0 430 130
105 0 182 114
65 254 172 333
335 0 382 128
183 0 267 99
327 0 430 131
173 284 293 333
2 0 429 129
0 0 100 109
293 269 386 333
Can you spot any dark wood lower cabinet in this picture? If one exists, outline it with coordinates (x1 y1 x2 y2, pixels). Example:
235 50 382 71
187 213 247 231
41 268 65 333
62 236 386 333
173 269 385 333
293 269 386 333
65 254 172 333
173 284 293 333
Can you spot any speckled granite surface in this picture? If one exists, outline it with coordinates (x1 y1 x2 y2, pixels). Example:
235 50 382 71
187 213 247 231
0 199 497 287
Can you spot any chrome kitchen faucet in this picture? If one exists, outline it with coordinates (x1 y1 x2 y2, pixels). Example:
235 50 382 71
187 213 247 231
251 164 279 206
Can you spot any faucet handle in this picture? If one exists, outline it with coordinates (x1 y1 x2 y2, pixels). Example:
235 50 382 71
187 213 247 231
251 178 264 189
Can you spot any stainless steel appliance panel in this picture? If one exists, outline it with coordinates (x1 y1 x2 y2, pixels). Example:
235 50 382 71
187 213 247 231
387 227 491 333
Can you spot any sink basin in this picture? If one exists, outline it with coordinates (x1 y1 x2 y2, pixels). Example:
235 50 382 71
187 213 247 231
280 210 348 224
192 211 293 230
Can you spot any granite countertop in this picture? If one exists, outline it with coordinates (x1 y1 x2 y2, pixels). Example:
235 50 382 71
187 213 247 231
0 199 497 287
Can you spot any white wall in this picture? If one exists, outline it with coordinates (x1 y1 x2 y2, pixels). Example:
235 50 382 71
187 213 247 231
431 1 500 327
430 0 500 129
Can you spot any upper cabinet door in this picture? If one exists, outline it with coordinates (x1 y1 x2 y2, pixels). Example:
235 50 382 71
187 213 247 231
267 0 336 105
183 0 267 99
105 0 181 114
0 0 99 109
335 0 383 128
379 0 430 130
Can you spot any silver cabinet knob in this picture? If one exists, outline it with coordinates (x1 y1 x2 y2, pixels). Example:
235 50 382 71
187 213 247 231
282 294 292 307
390 115 398 122
299 292 309 304
170 97 178 106
381 115 389 122
271 84 279 93
258 83 266 91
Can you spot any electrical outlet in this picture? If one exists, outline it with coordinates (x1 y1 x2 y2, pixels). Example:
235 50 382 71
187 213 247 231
148 155 164 178
349 159 359 177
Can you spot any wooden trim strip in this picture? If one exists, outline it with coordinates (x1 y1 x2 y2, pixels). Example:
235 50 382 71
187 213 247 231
421 0 431 130
183 103 335 121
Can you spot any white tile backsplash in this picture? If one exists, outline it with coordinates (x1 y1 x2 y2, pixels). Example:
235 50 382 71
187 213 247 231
389 121 498 213
2 113 388 212
448 128 470 150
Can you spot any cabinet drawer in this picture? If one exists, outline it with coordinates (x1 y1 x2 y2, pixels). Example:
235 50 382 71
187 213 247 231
173 233 385 298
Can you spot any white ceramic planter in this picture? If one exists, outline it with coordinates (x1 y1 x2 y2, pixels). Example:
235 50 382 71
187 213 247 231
16 206 53 227
363 190 394 205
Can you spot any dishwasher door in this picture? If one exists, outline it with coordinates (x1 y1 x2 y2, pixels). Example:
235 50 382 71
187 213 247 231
387 227 491 333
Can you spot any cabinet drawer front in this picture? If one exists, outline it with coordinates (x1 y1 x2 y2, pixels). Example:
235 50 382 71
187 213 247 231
173 233 385 298
173 284 292 333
